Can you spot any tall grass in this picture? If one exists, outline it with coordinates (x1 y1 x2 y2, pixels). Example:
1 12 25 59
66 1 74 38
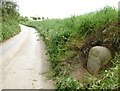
0 19 20 42
21 6 119 89
0 1 20 42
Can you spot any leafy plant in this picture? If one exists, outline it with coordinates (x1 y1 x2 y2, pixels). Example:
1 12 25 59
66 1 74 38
20 6 119 89
84 52 120 89
0 0 20 42
56 77 83 90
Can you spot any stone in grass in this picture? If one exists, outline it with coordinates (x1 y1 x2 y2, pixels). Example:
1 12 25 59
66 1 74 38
87 46 111 74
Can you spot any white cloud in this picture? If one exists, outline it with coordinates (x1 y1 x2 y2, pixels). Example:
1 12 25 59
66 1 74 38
17 0 119 19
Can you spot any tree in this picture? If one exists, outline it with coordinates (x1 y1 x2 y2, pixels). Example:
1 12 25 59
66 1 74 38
32 17 37 20
1 0 19 21
42 17 44 20
38 17 41 20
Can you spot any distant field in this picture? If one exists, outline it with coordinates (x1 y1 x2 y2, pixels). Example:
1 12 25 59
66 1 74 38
21 6 119 89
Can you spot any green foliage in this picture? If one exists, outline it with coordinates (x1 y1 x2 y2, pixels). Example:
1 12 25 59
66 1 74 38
1 0 20 21
19 16 29 23
42 17 45 20
1 20 20 41
20 6 119 89
0 0 20 42
56 77 83 90
55 52 119 90
32 17 37 20
84 52 120 89
38 17 41 20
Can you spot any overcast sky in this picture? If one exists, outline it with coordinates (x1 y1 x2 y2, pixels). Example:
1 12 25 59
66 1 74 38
16 0 119 19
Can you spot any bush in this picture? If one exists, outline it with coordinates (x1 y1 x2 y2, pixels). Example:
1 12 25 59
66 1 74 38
0 0 20 42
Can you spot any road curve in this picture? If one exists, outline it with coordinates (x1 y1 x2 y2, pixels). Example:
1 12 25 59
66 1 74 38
0 25 54 89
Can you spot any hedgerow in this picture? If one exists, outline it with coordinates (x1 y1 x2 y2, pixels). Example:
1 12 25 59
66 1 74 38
0 0 20 42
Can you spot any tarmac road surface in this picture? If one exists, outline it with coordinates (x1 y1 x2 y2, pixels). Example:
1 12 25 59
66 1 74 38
0 25 54 89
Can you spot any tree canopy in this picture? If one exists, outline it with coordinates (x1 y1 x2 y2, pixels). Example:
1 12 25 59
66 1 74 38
1 0 19 21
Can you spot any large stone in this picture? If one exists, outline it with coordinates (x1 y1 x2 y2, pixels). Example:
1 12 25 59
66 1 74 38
87 46 111 74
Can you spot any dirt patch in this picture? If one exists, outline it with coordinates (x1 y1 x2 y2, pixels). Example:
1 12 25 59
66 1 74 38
70 55 86 82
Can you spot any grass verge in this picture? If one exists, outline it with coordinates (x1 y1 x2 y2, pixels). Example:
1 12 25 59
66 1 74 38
21 6 120 89
0 19 20 42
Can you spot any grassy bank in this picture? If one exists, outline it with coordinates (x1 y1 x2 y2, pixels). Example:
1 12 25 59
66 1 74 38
21 6 120 89
0 1 20 42
0 19 20 42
